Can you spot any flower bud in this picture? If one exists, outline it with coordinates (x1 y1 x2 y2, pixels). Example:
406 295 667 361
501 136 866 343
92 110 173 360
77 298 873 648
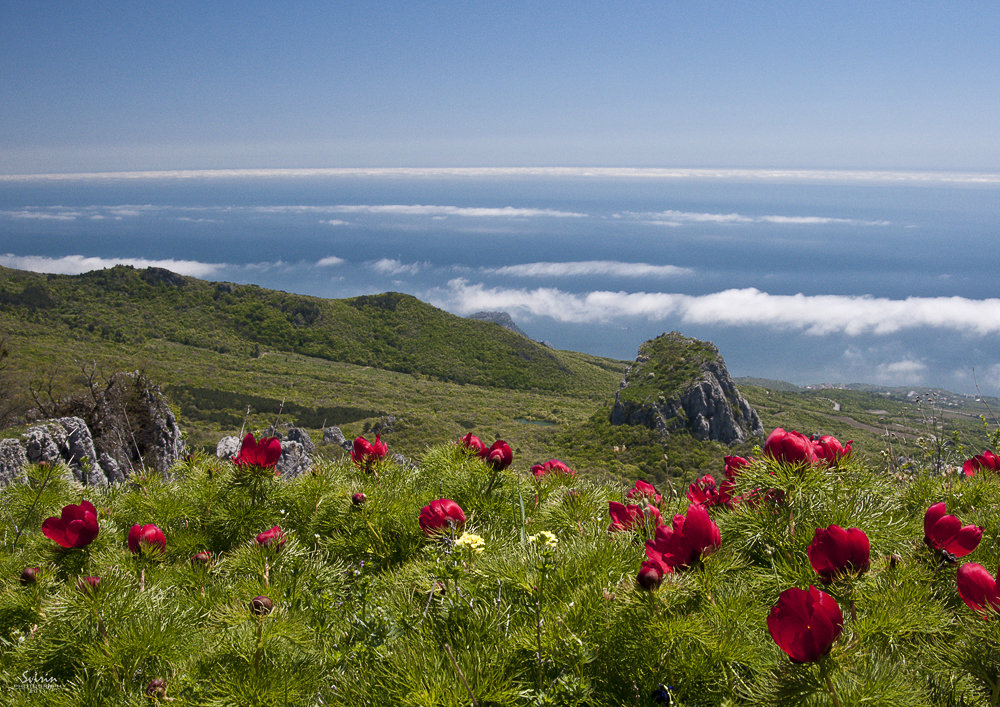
20 567 41 585
146 678 166 699
77 576 101 594
250 595 273 616
352 492 367 506
191 551 212 566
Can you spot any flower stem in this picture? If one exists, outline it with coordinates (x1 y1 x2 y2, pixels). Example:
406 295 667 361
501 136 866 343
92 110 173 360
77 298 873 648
823 667 842 707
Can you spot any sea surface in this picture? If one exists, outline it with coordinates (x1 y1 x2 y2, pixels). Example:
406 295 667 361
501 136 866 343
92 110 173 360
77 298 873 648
1 168 998 393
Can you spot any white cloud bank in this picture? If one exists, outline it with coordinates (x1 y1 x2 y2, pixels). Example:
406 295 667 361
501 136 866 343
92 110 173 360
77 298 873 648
486 261 693 278
371 258 423 276
622 209 890 227
322 204 586 219
441 280 1000 337
0 254 226 278
4 167 999 186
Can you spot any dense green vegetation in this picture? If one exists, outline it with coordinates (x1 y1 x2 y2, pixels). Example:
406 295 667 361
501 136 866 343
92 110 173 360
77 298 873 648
2 438 1000 704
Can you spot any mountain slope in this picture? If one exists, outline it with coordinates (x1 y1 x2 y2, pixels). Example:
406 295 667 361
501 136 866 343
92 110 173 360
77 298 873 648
0 265 584 393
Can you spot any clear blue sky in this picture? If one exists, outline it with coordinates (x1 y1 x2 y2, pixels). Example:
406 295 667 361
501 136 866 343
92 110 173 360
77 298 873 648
2 1 998 174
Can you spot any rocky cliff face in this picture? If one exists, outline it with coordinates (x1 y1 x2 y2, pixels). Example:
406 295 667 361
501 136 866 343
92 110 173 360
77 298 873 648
610 332 764 445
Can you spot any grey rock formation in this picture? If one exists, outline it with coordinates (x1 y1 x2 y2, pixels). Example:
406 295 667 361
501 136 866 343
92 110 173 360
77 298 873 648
369 415 396 436
611 332 764 445
22 417 108 485
468 311 529 338
323 426 353 451
277 440 312 478
0 439 28 485
285 427 315 456
216 436 241 459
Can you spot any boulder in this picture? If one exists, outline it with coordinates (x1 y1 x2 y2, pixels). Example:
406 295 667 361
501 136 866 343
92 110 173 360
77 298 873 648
323 426 353 451
22 417 107 485
277 440 312 478
216 436 240 459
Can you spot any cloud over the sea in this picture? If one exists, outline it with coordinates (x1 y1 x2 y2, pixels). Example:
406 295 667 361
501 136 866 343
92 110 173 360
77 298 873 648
619 209 890 227
440 280 1000 337
0 253 226 278
485 261 694 278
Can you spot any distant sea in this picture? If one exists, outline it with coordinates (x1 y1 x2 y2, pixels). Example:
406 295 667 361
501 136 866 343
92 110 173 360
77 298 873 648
1 167 999 394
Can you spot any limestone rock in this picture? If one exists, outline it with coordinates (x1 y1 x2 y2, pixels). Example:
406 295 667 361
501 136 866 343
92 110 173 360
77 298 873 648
277 440 312 478
0 439 28 485
216 436 240 459
323 426 353 451
611 332 764 445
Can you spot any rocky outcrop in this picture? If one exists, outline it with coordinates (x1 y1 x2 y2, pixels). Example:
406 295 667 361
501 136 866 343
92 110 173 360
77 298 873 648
21 417 111 485
216 433 314 478
323 426 353 451
611 332 764 445
468 311 529 338
0 439 28 486
0 371 184 486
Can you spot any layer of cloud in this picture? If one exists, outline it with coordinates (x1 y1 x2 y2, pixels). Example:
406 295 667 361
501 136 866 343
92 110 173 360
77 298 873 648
5 167 1000 186
486 260 694 278
0 253 225 278
322 204 586 219
440 280 1000 337
620 209 890 227
371 258 423 276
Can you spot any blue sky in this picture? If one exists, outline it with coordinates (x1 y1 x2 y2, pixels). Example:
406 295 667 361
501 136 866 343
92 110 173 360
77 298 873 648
2 1 999 174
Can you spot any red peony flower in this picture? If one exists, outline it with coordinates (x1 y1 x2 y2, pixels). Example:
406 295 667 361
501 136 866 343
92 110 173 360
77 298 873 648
458 433 488 458
718 455 750 507
808 525 870 583
191 551 212 566
963 450 1000 477
608 501 663 533
42 500 100 549
957 563 1000 617
812 434 853 466
128 524 166 555
351 435 388 472
644 503 720 571
924 502 982 559
626 479 662 504
764 428 819 466
419 499 466 535
256 525 286 548
232 432 282 469
485 440 513 471
768 585 843 662
686 474 719 506
530 459 576 479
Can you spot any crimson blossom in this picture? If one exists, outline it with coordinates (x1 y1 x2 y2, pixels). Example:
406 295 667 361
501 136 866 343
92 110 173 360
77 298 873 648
812 435 852 466
643 503 720 573
767 586 843 662
686 475 720 506
128 524 166 555
457 433 488 458
530 459 576 479
256 525 286 548
608 501 663 533
963 450 1000 477
924 502 982 559
957 563 1000 617
625 479 661 504
232 433 282 469
717 455 750 508
808 525 870 583
764 428 819 466
484 440 513 471
419 499 466 535
42 500 99 549
351 435 388 472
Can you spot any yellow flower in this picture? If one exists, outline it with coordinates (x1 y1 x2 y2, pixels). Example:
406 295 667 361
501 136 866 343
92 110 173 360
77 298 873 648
454 532 485 554
528 531 558 549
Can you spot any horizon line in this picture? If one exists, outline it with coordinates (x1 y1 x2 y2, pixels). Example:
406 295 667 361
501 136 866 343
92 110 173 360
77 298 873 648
2 166 1000 185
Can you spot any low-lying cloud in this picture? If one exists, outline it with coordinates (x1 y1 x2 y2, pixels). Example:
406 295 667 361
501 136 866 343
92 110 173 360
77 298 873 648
324 204 586 219
0 253 225 278
620 209 890 227
442 280 1000 337
486 260 694 278
371 258 423 276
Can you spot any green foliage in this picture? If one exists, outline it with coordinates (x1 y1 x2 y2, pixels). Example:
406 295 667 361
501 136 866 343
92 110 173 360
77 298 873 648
2 441 1000 705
